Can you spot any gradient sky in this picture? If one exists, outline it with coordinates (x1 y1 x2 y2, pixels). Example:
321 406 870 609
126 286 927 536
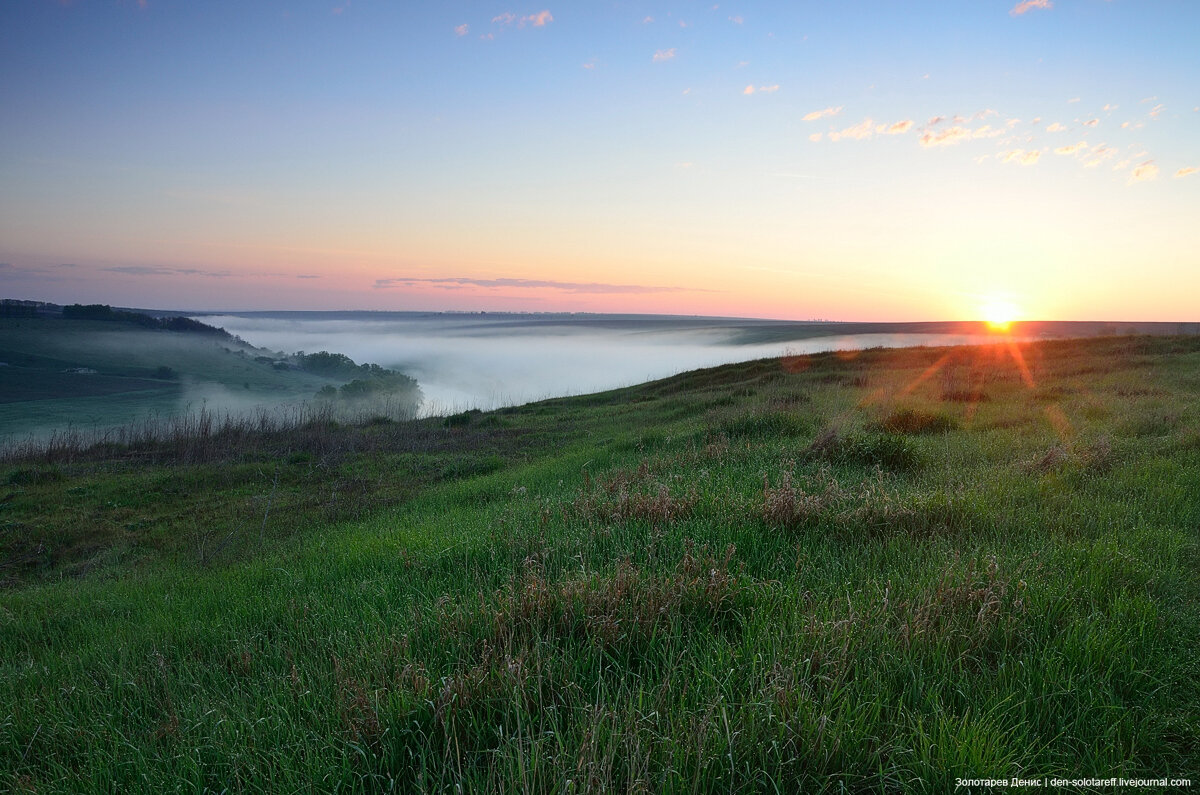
2 0 1198 320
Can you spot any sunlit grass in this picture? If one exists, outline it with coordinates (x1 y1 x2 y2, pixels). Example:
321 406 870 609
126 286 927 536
2 335 1198 791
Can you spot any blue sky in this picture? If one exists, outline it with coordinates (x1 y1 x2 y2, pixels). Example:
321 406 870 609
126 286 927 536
2 0 1198 319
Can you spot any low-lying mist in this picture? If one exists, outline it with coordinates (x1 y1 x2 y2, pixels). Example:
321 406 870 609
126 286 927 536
201 314 1000 415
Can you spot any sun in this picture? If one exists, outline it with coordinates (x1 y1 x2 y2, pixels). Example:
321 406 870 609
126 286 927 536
981 299 1019 332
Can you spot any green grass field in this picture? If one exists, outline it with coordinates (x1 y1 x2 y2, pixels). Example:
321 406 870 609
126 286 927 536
2 335 1198 792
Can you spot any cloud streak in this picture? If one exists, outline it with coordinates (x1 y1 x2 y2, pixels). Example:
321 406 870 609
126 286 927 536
918 124 1002 148
652 48 676 62
374 277 698 295
104 265 231 278
1010 0 1052 15
803 106 842 122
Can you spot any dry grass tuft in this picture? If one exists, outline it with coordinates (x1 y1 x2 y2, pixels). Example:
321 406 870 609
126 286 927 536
898 556 1028 650
491 542 745 653
570 463 697 525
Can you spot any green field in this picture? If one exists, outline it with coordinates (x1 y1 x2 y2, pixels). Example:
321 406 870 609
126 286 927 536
2 335 1198 792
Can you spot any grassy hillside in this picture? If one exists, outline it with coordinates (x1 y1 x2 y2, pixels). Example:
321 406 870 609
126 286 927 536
2 335 1198 791
0 316 414 442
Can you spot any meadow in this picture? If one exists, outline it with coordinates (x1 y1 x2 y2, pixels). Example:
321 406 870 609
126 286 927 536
1 334 1198 792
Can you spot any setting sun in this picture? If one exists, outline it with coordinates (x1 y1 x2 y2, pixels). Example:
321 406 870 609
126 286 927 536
982 299 1019 332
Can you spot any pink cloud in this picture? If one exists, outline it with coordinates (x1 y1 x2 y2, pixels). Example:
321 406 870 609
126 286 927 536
802 106 842 122
1000 149 1041 165
828 118 876 142
1129 161 1159 182
1046 122 1067 132
918 124 1003 148
920 126 971 147
1082 145 1117 168
454 23 469 36
879 120 914 135
1054 141 1087 156
522 10 553 27
1174 167 1199 179
653 48 676 62
808 132 822 142
1082 118 1099 127
1010 0 1052 15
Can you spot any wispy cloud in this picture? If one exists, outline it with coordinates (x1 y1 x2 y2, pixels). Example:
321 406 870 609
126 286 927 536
1000 149 1041 165
828 118 876 142
918 124 1002 148
454 23 469 36
1081 118 1099 127
1046 122 1066 132
744 84 779 95
879 120 914 135
1175 166 1199 179
1081 144 1117 168
653 48 676 62
1054 141 1087 155
490 10 552 29
374 277 696 295
1129 161 1159 182
728 15 743 24
1148 103 1166 119
1010 0 1052 15
808 132 822 142
642 15 653 23
104 265 231 278
824 118 912 142
803 106 842 122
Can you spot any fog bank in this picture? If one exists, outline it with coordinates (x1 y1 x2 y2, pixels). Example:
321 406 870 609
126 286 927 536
201 314 1002 415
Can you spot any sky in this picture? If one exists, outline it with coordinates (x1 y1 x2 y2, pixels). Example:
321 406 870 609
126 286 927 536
1 0 1198 321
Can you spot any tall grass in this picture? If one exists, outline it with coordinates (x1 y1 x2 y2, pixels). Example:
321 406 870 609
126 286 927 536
2 334 1199 791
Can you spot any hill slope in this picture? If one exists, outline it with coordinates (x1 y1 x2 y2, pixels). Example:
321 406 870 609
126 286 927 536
2 335 1198 791
0 314 418 441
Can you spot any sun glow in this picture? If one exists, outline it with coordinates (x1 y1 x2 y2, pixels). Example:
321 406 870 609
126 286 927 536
982 299 1019 332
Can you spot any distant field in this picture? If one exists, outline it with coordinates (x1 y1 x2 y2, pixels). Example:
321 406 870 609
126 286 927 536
0 317 339 440
2 334 1197 791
